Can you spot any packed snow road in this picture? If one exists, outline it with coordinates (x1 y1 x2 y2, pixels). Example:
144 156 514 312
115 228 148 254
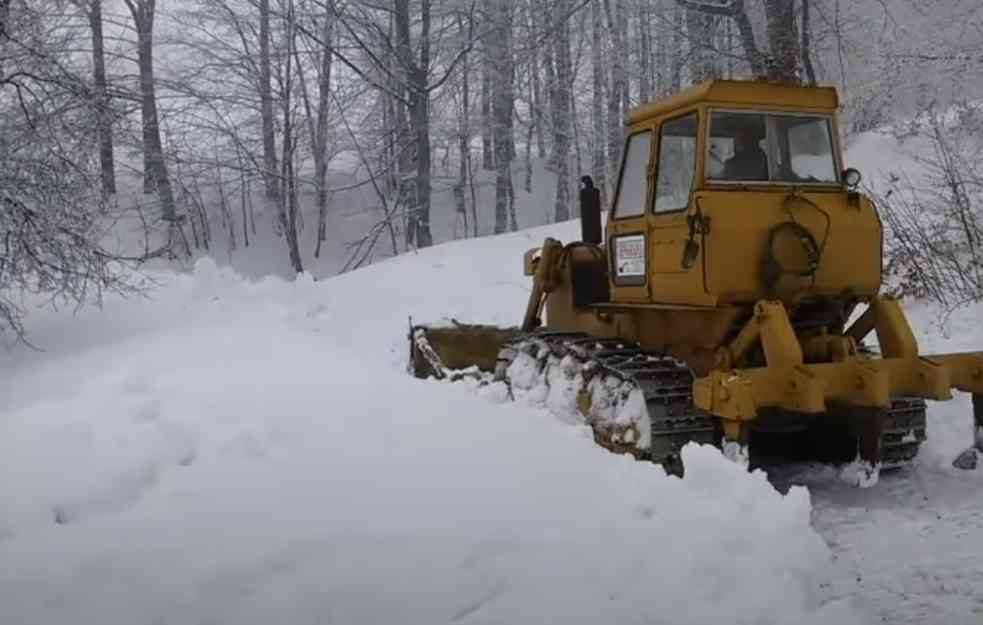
807 465 983 624
0 222 981 624
770 371 983 624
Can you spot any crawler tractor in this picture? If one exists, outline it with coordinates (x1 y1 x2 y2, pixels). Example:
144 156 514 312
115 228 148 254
410 79 983 482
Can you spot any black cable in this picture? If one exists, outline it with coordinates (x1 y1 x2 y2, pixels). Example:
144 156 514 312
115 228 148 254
761 191 831 291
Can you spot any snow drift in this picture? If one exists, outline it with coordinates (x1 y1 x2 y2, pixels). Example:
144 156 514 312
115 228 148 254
0 224 870 624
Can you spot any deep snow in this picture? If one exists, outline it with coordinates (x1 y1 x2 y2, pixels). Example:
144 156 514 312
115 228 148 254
1 223 872 625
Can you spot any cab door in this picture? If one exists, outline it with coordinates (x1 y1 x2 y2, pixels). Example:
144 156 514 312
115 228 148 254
607 128 654 304
648 110 713 305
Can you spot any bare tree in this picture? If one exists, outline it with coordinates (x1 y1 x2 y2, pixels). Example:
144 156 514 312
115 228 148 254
800 0 816 85
294 0 335 258
0 0 143 337
525 0 546 159
0 0 9 40
277 0 303 272
590 0 607 203
636 0 652 102
671 3 683 89
686 7 717 82
451 11 475 236
762 0 799 80
550 0 573 222
481 37 494 170
675 0 767 78
491 0 517 233
394 0 433 247
603 0 626 183
324 0 480 248
260 0 280 199
123 0 178 222
675 0 807 82
878 101 983 309
74 0 116 195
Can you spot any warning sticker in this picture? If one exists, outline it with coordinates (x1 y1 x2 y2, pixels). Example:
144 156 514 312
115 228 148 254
614 234 645 277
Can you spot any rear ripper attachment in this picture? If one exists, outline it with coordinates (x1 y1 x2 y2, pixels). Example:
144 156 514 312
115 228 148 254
692 298 983 478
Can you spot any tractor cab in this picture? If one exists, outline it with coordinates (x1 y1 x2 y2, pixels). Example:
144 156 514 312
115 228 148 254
602 79 879 311
526 79 886 372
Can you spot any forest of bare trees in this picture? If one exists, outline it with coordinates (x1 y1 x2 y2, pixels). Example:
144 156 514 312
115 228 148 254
1 0 982 328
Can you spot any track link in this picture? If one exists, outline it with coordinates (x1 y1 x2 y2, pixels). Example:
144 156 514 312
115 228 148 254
856 344 928 469
881 397 927 469
496 332 716 475
494 332 927 473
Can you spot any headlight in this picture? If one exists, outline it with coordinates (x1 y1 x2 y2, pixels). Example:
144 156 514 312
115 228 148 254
843 168 862 188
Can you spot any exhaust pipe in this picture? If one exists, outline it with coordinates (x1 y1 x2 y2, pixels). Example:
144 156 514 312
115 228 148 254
579 175 602 245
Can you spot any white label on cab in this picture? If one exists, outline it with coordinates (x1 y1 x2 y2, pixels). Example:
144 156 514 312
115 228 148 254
614 234 645 277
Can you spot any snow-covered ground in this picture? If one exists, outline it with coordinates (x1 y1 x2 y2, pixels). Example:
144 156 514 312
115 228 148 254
0 220 863 625
770 298 983 625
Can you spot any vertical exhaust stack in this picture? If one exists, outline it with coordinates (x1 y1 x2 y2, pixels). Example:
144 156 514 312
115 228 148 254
579 175 602 245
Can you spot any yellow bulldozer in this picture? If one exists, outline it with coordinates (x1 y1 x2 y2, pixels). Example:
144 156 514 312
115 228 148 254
410 79 983 483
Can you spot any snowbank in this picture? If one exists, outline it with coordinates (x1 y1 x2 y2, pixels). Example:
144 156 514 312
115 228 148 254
0 232 864 624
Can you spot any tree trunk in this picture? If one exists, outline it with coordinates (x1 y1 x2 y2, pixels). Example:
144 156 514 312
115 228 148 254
724 13 734 78
551 0 572 222
801 0 817 85
395 0 432 248
0 0 9 41
637 0 651 103
259 0 279 199
87 0 115 195
675 0 767 78
685 8 716 83
763 0 800 82
603 0 625 186
415 0 433 248
491 0 514 234
236 143 250 248
126 0 176 221
542 8 557 169
616 0 628 111
671 4 683 90
279 0 303 273
313 2 334 258
456 13 470 234
480 41 494 170
590 0 607 205
655 0 666 95
527 0 546 160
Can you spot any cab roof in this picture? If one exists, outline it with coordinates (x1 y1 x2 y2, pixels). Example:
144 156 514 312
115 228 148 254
627 79 840 125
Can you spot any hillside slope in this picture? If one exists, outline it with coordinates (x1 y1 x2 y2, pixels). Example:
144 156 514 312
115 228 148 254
0 222 867 625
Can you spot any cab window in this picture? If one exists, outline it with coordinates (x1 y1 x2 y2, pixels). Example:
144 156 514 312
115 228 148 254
707 111 838 184
611 130 652 219
654 112 698 213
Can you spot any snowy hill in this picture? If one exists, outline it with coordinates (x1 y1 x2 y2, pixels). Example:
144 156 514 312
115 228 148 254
0 220 874 625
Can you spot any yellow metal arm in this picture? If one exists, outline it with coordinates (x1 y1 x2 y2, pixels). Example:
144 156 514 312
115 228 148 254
695 297 983 422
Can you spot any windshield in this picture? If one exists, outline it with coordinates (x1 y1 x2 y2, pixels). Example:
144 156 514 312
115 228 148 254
706 111 839 184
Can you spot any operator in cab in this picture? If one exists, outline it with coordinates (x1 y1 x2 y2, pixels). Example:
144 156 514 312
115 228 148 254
722 124 768 181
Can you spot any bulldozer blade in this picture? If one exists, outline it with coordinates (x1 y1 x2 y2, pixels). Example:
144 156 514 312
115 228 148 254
408 322 520 380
